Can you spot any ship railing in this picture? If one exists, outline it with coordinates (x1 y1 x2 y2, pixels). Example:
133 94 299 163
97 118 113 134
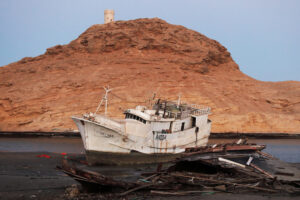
174 102 211 117
186 103 210 115
184 103 208 110
190 107 211 116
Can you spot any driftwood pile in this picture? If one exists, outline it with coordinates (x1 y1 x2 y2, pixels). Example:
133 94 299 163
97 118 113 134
57 142 300 197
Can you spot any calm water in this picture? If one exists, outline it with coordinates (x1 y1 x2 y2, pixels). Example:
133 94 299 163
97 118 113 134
0 137 299 163
0 137 84 154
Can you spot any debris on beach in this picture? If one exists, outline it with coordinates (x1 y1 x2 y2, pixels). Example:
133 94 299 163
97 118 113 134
57 140 300 198
36 154 51 159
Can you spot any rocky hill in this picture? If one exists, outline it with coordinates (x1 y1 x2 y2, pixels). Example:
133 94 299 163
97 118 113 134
0 18 299 133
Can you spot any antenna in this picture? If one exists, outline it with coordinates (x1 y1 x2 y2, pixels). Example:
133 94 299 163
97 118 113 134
94 86 113 116
152 92 156 100
177 93 181 108
146 92 156 108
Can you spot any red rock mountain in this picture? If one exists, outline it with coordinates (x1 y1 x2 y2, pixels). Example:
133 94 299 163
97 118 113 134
0 18 299 133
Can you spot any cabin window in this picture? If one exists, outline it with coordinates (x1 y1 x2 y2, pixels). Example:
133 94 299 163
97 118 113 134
125 113 146 124
192 117 196 127
181 122 185 131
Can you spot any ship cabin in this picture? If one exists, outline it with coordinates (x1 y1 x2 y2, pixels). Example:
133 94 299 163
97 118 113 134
124 100 210 134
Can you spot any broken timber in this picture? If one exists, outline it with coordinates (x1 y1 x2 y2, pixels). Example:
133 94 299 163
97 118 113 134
57 141 300 196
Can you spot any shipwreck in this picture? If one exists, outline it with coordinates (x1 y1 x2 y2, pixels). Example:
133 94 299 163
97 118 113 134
72 87 211 165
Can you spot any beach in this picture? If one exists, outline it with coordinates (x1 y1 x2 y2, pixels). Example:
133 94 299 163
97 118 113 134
0 137 300 199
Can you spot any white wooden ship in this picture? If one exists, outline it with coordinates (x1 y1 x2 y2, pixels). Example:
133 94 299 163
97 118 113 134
72 87 211 165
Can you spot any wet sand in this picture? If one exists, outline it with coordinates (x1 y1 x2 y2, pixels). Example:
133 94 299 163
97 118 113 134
1 137 300 199
0 152 76 200
1 151 300 200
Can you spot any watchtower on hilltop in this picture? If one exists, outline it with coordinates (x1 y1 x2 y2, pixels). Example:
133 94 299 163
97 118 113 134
104 10 114 24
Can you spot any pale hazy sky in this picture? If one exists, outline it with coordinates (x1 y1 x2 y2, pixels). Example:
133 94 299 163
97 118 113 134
0 0 299 81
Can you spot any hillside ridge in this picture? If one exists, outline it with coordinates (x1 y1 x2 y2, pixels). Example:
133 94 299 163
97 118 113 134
0 18 299 133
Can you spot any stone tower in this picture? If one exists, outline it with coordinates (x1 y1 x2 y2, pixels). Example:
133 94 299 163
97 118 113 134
104 10 114 24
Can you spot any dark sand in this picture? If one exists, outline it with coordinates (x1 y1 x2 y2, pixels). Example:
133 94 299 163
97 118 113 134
0 152 299 200
0 152 76 200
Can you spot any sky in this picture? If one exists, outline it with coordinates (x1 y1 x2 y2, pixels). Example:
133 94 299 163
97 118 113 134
0 0 299 81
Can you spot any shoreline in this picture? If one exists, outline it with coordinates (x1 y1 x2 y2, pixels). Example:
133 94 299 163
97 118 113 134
210 132 300 139
1 131 300 139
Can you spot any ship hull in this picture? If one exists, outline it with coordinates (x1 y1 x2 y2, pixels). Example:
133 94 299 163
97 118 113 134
72 115 211 165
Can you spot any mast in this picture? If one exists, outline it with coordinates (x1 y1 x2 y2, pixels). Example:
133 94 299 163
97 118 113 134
94 86 113 116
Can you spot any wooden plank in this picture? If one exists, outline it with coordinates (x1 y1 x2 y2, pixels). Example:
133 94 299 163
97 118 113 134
150 190 217 195
250 163 274 178
171 173 278 193
119 183 155 196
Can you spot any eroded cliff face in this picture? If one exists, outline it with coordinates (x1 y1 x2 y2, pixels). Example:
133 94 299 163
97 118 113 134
0 18 299 133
